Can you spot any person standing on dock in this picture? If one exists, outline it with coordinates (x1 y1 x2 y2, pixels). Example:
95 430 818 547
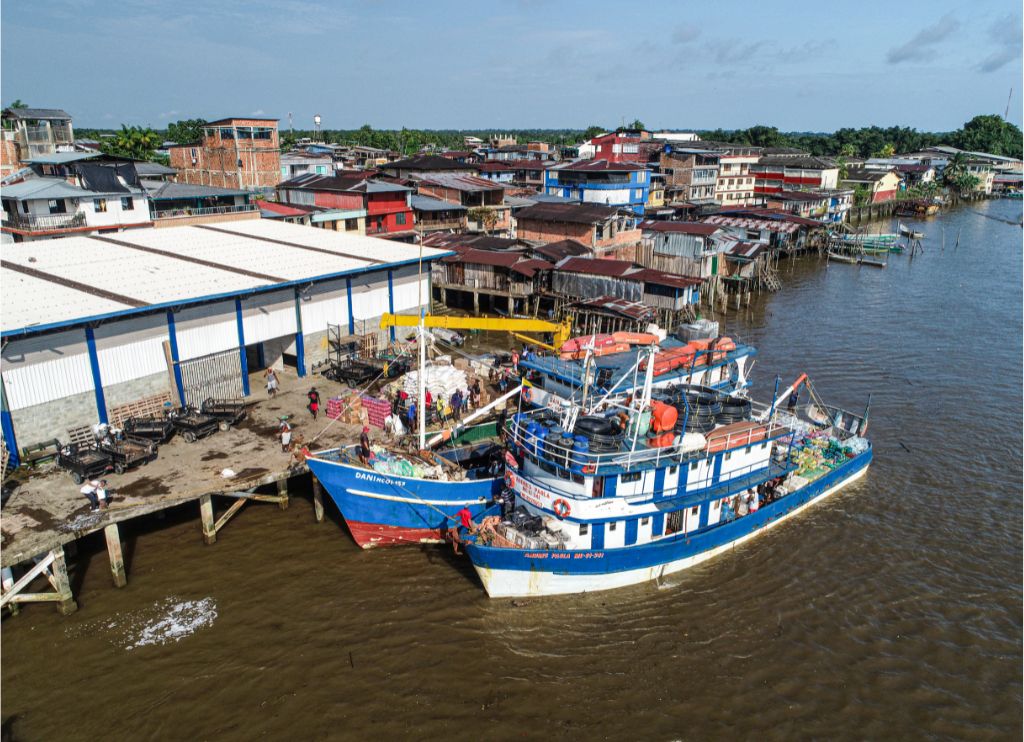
278 418 292 453
265 367 279 398
451 389 463 421
307 387 321 420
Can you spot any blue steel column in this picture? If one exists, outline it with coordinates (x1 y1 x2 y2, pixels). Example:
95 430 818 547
346 277 355 335
294 288 306 378
166 310 185 405
235 298 250 396
387 270 395 341
85 326 109 424
0 375 20 468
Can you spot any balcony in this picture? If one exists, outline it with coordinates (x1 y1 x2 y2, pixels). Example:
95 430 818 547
151 203 258 227
416 218 465 232
2 212 87 232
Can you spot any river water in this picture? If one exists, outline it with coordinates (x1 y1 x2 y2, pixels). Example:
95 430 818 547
3 200 1021 740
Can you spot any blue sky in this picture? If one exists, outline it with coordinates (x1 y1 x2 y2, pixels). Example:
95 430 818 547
2 0 1021 132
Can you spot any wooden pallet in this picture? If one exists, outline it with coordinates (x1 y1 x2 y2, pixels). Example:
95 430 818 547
66 425 95 449
109 391 173 427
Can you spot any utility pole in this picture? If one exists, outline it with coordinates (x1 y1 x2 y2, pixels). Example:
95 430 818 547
1005 88 1013 121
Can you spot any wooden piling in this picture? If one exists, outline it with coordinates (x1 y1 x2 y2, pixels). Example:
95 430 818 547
51 547 77 616
104 523 127 588
276 478 290 510
2 567 19 616
312 477 325 523
200 494 217 544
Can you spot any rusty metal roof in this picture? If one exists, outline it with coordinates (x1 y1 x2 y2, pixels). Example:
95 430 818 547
572 295 656 321
640 220 720 236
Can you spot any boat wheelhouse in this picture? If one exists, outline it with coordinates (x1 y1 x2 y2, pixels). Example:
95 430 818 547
520 335 755 409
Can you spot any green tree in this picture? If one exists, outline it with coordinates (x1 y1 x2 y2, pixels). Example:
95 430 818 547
467 206 498 234
628 119 645 131
100 125 161 161
582 125 606 141
873 143 896 158
853 184 872 207
954 114 1023 158
166 118 206 145
6 99 28 110
744 125 786 148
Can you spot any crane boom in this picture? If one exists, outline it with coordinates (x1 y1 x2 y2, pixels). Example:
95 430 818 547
380 313 572 349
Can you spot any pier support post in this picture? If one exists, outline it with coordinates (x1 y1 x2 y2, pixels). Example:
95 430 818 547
473 291 479 315
276 479 290 510
103 523 127 588
2 567 19 616
312 477 325 523
51 547 77 616
200 494 217 544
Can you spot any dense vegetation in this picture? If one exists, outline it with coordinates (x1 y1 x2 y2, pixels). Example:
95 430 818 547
63 114 1023 163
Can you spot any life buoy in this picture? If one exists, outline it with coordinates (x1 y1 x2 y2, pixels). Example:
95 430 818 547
553 498 571 519
582 464 596 474
521 387 533 404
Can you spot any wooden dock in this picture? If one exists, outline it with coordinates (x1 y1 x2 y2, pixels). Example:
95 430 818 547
1 370 358 616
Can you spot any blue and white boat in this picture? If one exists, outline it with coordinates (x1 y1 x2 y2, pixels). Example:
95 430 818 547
460 362 872 597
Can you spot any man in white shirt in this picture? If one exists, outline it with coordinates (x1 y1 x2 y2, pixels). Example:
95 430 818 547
80 479 109 510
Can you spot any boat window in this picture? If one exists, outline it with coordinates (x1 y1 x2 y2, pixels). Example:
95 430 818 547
557 467 570 480
690 506 699 516
725 452 732 461
668 466 677 475
621 472 641 483
609 521 617 532
690 461 699 471
579 523 589 536
641 517 650 525
761 442 768 450
745 446 751 455
571 473 584 485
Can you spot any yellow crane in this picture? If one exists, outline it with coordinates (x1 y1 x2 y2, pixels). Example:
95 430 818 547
379 313 572 351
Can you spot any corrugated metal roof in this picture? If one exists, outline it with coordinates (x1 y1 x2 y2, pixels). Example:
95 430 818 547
572 295 655 321
640 220 720 236
145 181 249 199
1 177 107 200
24 152 100 165
411 195 467 212
516 202 623 224
549 158 648 172
702 215 800 233
556 257 636 276
3 108 71 120
418 173 504 192
1 221 448 335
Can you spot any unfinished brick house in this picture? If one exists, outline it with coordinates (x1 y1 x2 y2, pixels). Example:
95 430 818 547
168 117 280 190
513 202 641 259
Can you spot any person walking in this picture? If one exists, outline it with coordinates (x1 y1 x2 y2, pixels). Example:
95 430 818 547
307 387 321 420
265 367 279 398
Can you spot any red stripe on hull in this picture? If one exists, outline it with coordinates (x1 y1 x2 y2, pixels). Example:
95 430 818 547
345 520 445 549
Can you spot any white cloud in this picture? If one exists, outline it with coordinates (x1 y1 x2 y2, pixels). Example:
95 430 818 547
887 13 959 64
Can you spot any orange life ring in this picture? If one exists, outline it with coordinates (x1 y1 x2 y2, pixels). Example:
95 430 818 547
521 387 533 403
553 498 571 519
582 464 596 474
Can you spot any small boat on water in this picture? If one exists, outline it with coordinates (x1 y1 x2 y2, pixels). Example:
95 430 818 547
858 255 887 268
827 251 858 264
458 357 873 597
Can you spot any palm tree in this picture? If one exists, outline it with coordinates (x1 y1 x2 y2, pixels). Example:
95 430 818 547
101 125 161 161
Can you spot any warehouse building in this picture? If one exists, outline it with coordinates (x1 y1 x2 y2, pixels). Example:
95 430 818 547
1 220 447 461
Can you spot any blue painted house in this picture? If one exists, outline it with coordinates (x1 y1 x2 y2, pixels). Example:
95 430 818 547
544 159 650 215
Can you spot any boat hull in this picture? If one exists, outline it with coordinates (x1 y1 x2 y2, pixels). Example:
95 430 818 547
465 449 871 597
306 455 501 549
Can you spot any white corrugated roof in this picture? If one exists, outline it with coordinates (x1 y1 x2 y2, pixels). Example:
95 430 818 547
1 221 447 333
2 270 133 330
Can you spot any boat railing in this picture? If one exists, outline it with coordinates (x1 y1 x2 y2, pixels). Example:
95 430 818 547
508 413 789 474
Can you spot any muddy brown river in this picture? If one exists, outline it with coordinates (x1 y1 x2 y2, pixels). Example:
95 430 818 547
2 200 1021 740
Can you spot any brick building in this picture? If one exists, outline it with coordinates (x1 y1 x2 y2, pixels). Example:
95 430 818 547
514 202 641 259
168 117 280 190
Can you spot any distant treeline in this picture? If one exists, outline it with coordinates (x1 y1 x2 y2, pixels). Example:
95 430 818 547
73 114 1022 161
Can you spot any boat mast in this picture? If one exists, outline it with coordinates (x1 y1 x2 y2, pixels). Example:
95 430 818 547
418 314 427 450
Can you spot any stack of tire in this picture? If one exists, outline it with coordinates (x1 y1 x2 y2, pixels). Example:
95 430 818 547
571 415 625 453
654 384 751 434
